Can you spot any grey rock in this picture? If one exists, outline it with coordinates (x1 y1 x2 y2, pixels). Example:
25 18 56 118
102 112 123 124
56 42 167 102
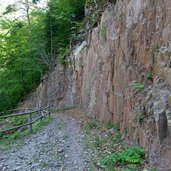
57 148 64 153
0 114 85 171
155 110 169 144
13 166 22 171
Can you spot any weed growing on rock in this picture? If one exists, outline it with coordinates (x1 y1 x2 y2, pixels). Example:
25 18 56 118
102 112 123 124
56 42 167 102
147 73 153 81
137 114 145 124
152 44 160 53
131 82 145 91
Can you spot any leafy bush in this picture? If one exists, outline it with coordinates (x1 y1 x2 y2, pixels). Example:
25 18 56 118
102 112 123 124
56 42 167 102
101 146 145 169
0 0 85 112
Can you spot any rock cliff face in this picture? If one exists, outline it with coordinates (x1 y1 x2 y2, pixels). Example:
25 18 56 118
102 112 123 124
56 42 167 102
74 0 171 169
20 64 76 109
21 0 171 169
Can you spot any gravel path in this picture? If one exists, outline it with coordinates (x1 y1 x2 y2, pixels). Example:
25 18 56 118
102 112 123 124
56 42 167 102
0 113 87 171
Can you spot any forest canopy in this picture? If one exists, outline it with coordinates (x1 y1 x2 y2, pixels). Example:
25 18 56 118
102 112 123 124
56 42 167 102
0 0 85 112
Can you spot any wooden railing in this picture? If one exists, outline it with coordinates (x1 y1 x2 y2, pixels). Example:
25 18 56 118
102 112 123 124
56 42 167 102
0 106 51 134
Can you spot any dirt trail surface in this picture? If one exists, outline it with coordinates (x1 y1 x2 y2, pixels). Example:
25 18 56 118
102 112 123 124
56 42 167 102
0 112 88 171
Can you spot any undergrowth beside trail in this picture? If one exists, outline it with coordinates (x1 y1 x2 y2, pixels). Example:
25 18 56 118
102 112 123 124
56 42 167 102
0 117 53 151
82 118 145 171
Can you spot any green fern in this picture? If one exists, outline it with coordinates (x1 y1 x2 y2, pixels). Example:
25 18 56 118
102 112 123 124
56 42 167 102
101 146 145 169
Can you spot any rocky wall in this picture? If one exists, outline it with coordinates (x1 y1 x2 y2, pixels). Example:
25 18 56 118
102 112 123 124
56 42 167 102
74 0 171 169
19 64 76 109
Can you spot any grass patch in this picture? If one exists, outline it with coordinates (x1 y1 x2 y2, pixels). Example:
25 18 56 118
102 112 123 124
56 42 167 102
105 122 114 129
0 116 53 150
84 119 97 130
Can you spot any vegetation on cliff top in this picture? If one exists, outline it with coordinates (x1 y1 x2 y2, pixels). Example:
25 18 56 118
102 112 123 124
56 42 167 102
0 0 85 113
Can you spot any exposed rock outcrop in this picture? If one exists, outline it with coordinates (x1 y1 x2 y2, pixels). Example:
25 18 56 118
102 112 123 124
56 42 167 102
20 0 171 169
20 64 76 109
74 0 171 169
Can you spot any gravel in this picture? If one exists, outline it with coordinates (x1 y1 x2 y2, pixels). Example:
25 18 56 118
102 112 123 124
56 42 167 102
0 114 87 171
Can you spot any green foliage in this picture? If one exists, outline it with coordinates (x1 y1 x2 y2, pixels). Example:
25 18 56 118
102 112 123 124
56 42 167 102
93 135 103 147
131 82 145 91
105 122 114 129
137 114 145 124
150 166 156 171
84 119 97 130
152 44 160 53
0 0 85 113
57 47 70 64
45 0 85 53
101 146 145 169
114 122 120 132
147 73 153 81
83 117 145 171
0 8 47 112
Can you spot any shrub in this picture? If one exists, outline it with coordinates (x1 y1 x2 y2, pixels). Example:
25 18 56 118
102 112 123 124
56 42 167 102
101 146 145 169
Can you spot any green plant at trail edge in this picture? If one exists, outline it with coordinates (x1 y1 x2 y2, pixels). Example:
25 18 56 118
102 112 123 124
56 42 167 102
85 119 97 130
137 114 145 124
114 122 120 131
93 135 103 147
147 73 153 81
101 146 145 170
105 122 114 129
150 166 156 171
131 82 144 91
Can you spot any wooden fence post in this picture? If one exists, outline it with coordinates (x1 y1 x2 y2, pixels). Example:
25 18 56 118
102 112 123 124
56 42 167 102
48 106 50 117
29 113 33 133
39 108 42 122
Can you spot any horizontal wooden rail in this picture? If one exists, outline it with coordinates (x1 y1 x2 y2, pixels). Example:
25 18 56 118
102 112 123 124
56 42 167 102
0 109 39 119
0 122 31 134
0 106 51 134
0 108 37 116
